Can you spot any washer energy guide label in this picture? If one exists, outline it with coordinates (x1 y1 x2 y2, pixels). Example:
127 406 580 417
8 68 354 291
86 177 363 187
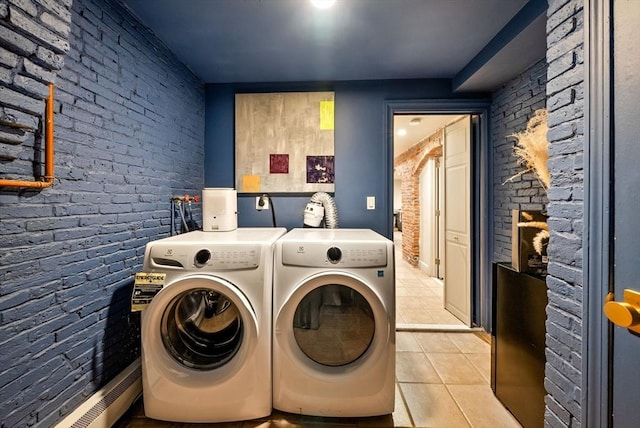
131 272 166 312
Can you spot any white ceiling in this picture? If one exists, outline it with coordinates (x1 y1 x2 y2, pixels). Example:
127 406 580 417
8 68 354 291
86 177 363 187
393 115 462 156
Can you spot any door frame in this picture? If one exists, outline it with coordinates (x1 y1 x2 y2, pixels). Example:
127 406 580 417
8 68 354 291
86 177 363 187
584 0 611 426
384 99 491 329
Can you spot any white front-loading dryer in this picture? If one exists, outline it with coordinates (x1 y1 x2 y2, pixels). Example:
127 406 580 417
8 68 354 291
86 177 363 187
140 228 286 423
273 228 395 417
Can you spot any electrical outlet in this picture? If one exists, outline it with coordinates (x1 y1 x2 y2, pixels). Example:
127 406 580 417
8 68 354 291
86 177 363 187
256 196 269 210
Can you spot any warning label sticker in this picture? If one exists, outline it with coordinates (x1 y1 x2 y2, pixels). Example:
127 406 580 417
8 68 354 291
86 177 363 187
131 272 166 312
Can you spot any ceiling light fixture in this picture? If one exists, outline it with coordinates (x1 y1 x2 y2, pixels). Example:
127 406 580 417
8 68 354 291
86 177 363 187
310 0 336 9
397 129 407 136
409 117 422 126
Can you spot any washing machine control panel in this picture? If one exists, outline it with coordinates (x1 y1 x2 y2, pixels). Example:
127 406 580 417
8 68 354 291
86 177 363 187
149 244 261 270
206 245 261 269
282 242 388 268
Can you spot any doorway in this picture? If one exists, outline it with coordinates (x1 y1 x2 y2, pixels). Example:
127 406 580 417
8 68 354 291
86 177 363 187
393 114 470 327
418 153 443 279
385 100 491 331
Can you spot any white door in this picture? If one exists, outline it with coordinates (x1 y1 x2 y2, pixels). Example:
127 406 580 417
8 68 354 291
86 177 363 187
443 117 471 325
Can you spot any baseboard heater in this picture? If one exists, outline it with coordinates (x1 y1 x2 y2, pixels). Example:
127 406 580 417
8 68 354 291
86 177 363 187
56 358 141 428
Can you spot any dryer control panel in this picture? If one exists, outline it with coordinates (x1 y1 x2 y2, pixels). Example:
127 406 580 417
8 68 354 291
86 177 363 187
282 241 388 268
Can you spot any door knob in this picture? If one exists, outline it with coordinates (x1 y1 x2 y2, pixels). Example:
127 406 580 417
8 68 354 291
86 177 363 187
604 289 640 334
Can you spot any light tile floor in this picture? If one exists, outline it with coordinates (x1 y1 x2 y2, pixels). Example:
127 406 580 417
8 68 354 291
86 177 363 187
115 232 521 427
395 331 521 428
117 331 520 428
394 232 465 327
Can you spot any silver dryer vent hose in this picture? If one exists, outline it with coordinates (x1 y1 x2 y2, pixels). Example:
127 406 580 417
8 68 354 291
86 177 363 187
310 192 339 228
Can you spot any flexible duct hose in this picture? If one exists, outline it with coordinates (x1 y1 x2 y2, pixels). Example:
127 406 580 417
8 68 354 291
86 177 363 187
309 192 339 228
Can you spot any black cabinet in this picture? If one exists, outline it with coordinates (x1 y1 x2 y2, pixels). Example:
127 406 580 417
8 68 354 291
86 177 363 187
491 263 547 428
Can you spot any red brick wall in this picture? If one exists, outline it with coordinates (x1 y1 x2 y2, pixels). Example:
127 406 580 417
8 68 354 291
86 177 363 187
394 131 443 265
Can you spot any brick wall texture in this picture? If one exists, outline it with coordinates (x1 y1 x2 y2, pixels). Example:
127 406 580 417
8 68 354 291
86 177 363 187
1 0 71 178
0 0 205 426
394 130 443 266
491 59 549 263
544 1 585 426
491 2 586 423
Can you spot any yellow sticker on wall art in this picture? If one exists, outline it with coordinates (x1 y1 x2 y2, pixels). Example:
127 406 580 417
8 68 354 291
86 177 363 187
242 175 261 192
320 100 334 130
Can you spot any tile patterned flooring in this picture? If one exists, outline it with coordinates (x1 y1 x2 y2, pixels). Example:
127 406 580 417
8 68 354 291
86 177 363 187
115 233 521 427
393 236 464 327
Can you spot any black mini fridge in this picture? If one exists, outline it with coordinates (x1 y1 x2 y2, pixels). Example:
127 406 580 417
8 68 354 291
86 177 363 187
491 263 548 428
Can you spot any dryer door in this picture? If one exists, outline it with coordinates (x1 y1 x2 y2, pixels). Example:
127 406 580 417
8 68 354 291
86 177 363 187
279 272 390 367
145 274 258 373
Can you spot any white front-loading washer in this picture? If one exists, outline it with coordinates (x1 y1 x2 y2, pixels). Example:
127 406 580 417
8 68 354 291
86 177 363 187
140 228 286 423
272 228 395 417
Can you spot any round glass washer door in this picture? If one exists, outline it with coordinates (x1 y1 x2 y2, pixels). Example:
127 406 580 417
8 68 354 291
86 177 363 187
292 284 375 366
161 287 244 371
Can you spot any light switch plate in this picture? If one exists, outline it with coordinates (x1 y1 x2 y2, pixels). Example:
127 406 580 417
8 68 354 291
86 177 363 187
366 196 375 210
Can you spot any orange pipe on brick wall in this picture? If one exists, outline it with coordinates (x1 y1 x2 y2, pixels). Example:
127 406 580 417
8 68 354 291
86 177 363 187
0 83 55 189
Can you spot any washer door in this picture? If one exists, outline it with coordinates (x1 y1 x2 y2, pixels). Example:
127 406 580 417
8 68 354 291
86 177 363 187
279 272 389 368
145 274 258 374
162 287 244 370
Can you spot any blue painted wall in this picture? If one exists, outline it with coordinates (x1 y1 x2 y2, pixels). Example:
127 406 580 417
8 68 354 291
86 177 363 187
0 0 204 426
205 80 487 237
544 0 586 425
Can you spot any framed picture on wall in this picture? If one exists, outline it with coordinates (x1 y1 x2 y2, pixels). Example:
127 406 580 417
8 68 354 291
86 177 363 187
235 91 335 193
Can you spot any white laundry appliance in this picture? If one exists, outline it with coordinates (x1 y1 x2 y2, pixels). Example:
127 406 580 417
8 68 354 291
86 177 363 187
272 228 395 417
139 228 286 423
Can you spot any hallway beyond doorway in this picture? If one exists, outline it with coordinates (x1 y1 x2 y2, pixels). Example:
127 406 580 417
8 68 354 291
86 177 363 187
394 232 467 328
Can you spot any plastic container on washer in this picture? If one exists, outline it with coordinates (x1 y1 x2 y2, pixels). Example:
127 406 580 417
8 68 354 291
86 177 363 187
202 188 238 231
